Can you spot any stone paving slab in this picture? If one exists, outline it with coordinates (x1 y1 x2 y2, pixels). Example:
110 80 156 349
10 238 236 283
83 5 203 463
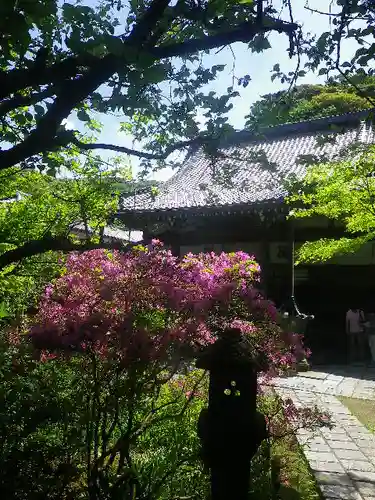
274 378 375 500
274 365 375 399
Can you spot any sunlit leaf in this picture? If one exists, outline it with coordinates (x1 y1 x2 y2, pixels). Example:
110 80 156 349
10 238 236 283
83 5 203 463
77 110 91 122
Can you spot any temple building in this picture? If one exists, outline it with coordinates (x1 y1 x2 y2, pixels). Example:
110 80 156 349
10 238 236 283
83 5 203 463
118 109 375 362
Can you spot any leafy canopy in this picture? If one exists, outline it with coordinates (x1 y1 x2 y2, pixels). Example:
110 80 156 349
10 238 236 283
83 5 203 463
1 0 375 174
245 75 375 129
288 143 375 264
0 0 299 173
0 154 129 316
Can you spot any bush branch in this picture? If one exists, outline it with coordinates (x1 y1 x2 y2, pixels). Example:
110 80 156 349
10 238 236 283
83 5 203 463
0 234 141 270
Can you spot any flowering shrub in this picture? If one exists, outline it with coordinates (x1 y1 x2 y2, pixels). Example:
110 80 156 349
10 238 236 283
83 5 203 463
30 242 307 376
23 242 329 499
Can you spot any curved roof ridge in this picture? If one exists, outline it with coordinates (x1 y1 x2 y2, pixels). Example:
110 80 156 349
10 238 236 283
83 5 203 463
163 107 375 186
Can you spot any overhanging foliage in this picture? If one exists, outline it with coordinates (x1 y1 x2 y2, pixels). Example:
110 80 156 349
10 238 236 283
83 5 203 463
288 143 375 263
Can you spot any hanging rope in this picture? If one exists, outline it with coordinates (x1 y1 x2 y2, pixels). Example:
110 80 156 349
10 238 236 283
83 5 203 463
290 219 314 321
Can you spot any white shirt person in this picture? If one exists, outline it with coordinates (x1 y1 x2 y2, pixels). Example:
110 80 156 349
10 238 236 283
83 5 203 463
346 308 365 334
346 308 366 361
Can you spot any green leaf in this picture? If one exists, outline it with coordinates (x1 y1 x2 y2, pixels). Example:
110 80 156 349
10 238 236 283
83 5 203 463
143 64 168 84
134 51 156 69
354 47 368 58
77 110 91 122
250 35 271 53
16 114 26 125
212 64 225 72
150 186 159 200
104 35 124 56
62 3 76 19
357 55 371 66
47 167 56 177
0 302 9 319
34 104 45 117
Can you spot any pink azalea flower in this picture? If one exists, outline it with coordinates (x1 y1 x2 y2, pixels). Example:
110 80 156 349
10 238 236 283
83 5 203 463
29 242 308 377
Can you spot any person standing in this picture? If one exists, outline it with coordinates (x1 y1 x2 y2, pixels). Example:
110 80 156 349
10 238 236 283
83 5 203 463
346 306 366 362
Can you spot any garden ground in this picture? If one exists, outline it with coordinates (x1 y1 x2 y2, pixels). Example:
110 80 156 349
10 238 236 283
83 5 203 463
337 397 375 435
274 364 375 499
255 408 322 500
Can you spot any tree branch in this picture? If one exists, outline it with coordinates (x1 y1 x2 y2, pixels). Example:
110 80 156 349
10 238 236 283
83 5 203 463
0 54 99 101
129 0 172 46
0 87 57 117
0 235 141 270
0 54 118 170
0 0 170 102
153 17 298 59
0 16 298 171
304 5 366 19
69 133 203 159
0 15 297 102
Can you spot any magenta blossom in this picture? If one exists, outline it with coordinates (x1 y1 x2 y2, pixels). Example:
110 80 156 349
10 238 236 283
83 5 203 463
30 244 308 374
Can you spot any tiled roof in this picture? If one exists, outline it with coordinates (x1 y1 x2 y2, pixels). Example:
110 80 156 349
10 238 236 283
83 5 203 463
120 109 375 215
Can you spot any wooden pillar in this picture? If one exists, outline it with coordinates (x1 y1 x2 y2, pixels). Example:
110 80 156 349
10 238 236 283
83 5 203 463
170 235 181 257
143 218 182 256
165 218 180 256
143 229 152 244
279 218 295 314
259 215 273 299
260 238 271 297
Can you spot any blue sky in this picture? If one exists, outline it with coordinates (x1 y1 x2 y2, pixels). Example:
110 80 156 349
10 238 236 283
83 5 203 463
66 0 360 182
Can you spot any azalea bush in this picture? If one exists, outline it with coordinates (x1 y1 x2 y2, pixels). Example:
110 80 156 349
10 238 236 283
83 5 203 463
2 242 330 499
30 241 307 373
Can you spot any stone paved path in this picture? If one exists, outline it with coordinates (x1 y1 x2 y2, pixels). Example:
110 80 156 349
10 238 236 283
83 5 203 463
273 365 375 499
275 364 375 399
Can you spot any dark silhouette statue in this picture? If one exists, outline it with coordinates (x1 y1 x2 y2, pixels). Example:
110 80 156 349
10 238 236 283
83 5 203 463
196 328 268 500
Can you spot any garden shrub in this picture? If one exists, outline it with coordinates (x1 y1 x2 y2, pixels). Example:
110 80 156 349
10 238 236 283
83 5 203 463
0 242 331 499
0 333 87 499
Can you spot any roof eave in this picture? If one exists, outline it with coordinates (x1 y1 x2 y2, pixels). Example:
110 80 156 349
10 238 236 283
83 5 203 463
117 197 288 225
